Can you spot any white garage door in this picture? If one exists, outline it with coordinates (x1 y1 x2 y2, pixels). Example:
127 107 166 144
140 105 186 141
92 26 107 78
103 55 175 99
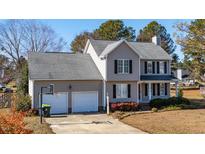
72 91 98 113
42 93 68 114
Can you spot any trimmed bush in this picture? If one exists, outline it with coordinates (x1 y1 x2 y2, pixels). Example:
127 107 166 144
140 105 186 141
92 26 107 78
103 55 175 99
151 107 158 112
150 97 190 109
162 105 182 111
110 102 139 112
149 98 166 108
12 93 31 112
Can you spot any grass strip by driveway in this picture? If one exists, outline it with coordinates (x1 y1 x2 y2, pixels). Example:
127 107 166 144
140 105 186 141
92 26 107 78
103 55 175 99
120 109 205 134
24 116 54 134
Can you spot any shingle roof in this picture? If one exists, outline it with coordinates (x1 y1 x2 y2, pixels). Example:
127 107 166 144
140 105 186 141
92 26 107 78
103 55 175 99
140 75 177 81
28 52 103 80
88 39 172 60
89 39 116 56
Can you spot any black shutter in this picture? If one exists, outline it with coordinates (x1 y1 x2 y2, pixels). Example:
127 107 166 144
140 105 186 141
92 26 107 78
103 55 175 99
114 60 118 74
145 83 148 96
129 60 132 74
153 83 155 96
157 62 160 74
164 62 167 74
152 61 155 74
157 83 160 96
165 83 168 95
144 61 147 74
128 84 131 98
113 84 116 98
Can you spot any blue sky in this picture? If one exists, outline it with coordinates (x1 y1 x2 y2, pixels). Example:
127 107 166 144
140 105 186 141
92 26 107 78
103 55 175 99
39 19 191 60
1 19 192 60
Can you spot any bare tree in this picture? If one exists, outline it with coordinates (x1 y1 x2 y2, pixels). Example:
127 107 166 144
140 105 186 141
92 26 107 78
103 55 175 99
0 20 23 65
22 20 66 53
0 20 66 67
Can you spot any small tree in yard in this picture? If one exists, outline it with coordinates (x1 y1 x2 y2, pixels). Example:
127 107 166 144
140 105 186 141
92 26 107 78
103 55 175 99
17 58 28 95
0 111 32 134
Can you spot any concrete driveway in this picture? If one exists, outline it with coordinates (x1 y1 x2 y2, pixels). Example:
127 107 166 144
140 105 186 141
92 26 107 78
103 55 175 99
45 114 146 134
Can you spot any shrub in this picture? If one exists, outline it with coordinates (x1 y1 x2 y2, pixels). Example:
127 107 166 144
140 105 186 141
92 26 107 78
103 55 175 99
151 107 158 112
150 97 190 109
149 98 166 108
110 102 139 112
162 105 182 111
12 93 31 112
178 103 200 109
25 109 39 117
0 111 32 134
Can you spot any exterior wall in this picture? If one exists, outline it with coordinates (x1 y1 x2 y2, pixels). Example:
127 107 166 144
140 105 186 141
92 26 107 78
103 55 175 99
140 59 170 75
29 80 34 108
86 43 106 79
33 80 103 112
106 81 138 103
107 42 140 81
140 82 170 103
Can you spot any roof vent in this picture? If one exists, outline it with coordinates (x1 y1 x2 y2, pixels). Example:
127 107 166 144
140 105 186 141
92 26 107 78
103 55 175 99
152 35 161 46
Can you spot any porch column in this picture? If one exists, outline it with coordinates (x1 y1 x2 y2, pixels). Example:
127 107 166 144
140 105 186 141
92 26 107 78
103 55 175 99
103 80 106 110
148 82 152 101
140 83 143 101
175 81 179 97
137 82 139 102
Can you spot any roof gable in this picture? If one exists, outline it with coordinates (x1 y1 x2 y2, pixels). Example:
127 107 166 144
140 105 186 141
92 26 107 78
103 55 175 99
100 40 141 57
85 39 172 60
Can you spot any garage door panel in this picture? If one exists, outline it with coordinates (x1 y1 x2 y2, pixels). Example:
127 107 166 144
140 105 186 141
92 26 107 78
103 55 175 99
42 93 68 114
72 91 98 113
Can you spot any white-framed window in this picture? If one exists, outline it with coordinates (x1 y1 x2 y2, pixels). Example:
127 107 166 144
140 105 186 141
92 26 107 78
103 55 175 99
117 59 129 74
160 83 165 96
160 61 164 74
117 60 123 73
147 61 152 74
116 84 128 98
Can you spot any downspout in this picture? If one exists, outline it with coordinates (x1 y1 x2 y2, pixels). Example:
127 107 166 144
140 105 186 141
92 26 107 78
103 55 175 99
103 55 108 111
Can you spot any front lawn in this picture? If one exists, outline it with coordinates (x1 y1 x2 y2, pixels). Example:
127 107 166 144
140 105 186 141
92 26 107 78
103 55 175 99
171 89 204 99
0 108 54 134
120 109 205 134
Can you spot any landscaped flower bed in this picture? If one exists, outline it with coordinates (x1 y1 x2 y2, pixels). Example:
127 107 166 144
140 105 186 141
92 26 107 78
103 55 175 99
110 102 139 112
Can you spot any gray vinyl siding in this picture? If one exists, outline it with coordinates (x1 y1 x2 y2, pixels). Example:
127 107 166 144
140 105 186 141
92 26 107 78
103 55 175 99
33 80 103 110
106 42 140 81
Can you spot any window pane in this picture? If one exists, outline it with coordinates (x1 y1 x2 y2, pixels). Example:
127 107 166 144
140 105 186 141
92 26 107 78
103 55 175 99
124 60 129 73
121 84 128 98
116 84 121 98
117 60 123 73
147 61 152 74
116 84 128 98
160 61 164 74
160 83 165 96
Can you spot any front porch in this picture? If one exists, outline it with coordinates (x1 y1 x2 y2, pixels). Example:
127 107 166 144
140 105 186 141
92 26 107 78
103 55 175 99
137 81 175 103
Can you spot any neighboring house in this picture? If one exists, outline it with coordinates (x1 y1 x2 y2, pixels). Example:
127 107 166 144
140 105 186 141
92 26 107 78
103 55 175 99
28 36 175 114
172 68 195 86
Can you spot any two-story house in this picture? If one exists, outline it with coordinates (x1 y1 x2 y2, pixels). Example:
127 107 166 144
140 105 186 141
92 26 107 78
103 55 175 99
28 36 176 114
